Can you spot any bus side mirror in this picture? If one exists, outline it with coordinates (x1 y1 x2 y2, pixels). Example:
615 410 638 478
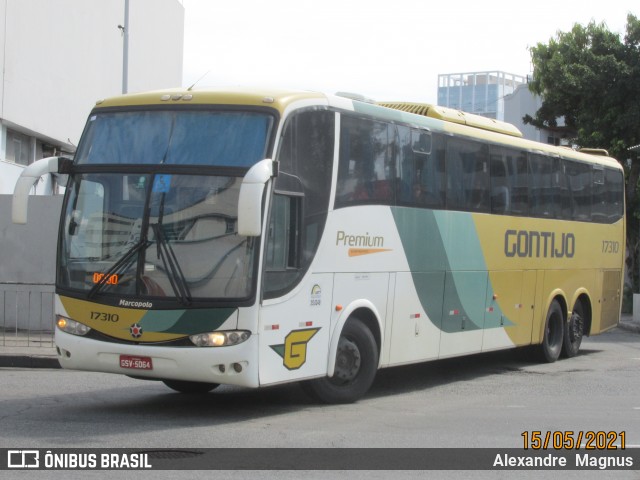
237 159 277 236
12 156 72 224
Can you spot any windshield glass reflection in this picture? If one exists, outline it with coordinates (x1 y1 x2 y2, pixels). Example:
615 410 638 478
59 173 255 303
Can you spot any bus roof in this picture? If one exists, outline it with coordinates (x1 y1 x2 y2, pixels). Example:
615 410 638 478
94 87 328 112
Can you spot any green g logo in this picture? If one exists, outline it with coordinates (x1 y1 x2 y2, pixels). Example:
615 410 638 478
270 328 320 370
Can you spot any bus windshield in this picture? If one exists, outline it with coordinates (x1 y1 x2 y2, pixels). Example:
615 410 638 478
57 108 275 304
75 110 273 167
59 173 256 304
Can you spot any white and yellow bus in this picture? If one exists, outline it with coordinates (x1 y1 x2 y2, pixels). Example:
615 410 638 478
13 88 625 403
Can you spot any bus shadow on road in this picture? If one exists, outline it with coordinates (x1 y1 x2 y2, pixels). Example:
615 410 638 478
90 344 607 417
366 345 604 400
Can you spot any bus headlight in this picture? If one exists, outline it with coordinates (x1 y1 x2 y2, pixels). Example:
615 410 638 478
56 315 91 336
189 331 250 347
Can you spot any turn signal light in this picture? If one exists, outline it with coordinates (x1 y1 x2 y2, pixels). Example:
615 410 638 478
56 315 91 336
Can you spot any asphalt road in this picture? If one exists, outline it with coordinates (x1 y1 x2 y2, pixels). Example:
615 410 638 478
1 327 638 479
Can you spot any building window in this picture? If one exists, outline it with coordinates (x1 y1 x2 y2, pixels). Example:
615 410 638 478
6 129 32 165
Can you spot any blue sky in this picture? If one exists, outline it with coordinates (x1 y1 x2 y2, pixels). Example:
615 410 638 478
181 0 634 104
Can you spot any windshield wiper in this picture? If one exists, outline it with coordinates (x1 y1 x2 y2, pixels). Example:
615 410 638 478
88 238 151 298
150 190 192 306
151 223 192 306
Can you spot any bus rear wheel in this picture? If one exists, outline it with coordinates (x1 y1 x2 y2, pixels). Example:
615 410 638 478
562 301 584 358
537 300 564 363
301 317 378 404
162 380 219 394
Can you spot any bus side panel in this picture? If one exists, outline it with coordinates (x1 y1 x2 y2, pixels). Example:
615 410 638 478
258 273 333 386
521 270 538 344
388 271 443 365
438 271 486 358
598 269 622 333
332 271 390 353
482 270 536 351
531 270 546 345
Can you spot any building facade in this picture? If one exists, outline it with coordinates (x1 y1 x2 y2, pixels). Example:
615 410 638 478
437 71 527 121
438 70 565 145
503 83 566 146
0 0 185 195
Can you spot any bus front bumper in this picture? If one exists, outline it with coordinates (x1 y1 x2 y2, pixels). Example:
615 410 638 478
54 329 260 388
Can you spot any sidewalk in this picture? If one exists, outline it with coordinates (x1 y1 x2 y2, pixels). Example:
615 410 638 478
620 313 640 334
1 315 639 369
0 332 59 368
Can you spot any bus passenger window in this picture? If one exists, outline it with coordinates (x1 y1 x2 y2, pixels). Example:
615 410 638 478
446 138 490 212
490 147 509 214
605 168 624 222
336 116 396 207
397 126 444 208
565 161 592 221
419 136 445 208
509 151 529 215
592 167 608 222
490 147 532 216
529 154 557 218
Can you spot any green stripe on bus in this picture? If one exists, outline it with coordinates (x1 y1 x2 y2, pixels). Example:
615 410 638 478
391 207 513 332
138 308 235 334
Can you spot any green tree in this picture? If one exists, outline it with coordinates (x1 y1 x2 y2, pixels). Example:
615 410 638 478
526 14 640 298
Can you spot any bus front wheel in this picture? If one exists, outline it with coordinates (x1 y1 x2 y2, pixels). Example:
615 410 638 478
538 300 564 363
301 317 378 404
162 380 220 394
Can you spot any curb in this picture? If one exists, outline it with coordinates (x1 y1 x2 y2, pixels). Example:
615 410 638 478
618 322 640 334
0 354 60 369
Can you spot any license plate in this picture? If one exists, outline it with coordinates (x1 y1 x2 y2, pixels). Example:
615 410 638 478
119 355 153 370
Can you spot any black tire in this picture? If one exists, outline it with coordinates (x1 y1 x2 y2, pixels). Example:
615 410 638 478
562 301 585 358
537 300 564 363
301 317 378 404
162 380 219 394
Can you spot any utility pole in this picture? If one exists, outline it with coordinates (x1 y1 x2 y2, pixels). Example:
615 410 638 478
122 0 129 94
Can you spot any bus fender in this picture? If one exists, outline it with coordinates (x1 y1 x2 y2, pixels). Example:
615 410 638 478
569 288 590 316
326 299 383 377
